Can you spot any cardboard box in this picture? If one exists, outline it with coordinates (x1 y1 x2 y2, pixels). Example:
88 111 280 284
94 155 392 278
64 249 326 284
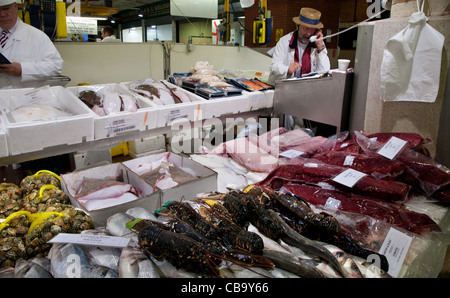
61 163 160 226
66 83 159 139
127 135 166 154
122 152 217 207
0 86 94 155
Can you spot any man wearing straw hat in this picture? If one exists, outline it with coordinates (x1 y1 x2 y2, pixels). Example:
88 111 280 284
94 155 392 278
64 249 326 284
0 0 63 89
268 7 330 84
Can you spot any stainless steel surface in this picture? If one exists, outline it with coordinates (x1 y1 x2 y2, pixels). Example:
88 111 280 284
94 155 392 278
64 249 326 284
273 72 353 133
349 24 374 132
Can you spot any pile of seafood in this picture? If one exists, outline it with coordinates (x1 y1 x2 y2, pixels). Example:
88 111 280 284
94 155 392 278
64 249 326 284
127 79 193 105
1 190 393 278
78 89 139 116
0 171 95 270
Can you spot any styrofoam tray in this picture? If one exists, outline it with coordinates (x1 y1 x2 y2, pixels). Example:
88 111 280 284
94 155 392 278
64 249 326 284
0 86 94 155
66 83 159 139
122 80 207 128
122 151 217 207
61 162 160 226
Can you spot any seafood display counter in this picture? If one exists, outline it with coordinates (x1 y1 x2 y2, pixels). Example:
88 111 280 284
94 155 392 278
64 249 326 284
0 79 273 166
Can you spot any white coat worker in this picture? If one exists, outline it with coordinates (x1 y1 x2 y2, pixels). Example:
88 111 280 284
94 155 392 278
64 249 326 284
268 7 330 84
0 0 63 89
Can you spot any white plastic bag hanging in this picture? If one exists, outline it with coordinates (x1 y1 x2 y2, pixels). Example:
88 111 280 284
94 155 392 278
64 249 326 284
380 0 445 103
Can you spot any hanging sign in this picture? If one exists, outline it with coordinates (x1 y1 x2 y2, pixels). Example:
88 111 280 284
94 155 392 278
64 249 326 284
66 17 98 35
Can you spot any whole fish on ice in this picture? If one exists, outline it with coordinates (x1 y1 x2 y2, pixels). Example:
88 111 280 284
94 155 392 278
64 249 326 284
119 246 160 278
120 94 138 112
48 243 119 278
102 92 122 115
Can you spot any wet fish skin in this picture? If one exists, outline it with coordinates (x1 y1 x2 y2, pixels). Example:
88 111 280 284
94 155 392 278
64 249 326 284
120 94 138 112
102 92 122 115
106 213 139 243
119 246 160 278
14 259 53 278
48 243 119 278
320 243 364 278
267 209 346 278
125 207 158 221
263 249 326 278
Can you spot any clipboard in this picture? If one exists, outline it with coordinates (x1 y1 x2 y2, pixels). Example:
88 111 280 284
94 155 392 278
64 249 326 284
0 53 11 64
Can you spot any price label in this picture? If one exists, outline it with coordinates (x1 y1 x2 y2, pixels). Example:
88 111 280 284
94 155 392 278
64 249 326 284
332 168 367 188
343 155 355 166
379 228 413 277
324 197 341 210
48 233 130 248
279 149 305 159
377 136 407 160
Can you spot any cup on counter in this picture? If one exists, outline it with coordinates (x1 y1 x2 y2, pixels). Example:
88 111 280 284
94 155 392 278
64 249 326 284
338 59 351 71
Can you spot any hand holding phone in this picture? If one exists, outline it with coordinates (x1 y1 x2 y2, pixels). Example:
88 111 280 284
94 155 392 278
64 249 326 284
313 30 325 48
0 62 22 77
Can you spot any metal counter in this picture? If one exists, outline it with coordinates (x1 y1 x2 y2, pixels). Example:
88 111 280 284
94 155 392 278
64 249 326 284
273 71 354 133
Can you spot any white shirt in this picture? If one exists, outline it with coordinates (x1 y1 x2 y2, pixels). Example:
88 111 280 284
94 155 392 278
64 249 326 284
268 31 330 84
101 35 121 42
0 18 63 89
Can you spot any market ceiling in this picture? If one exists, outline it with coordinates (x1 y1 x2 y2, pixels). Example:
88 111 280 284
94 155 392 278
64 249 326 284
83 0 244 17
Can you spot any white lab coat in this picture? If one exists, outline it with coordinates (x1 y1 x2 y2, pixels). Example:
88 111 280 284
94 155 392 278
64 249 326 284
101 35 121 43
0 18 63 89
268 31 330 84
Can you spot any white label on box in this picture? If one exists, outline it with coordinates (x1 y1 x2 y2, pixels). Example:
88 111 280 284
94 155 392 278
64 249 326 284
166 109 189 125
279 149 305 159
379 228 413 277
12 85 55 109
377 136 407 160
332 168 367 188
105 118 137 137
48 233 130 248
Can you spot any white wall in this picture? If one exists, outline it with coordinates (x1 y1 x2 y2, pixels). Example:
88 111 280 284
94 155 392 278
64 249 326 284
55 42 165 86
54 42 272 86
122 27 143 43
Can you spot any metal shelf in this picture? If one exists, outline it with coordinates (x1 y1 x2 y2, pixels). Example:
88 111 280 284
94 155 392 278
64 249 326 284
0 109 272 166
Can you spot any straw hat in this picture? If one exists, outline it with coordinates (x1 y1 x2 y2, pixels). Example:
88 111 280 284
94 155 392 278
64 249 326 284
0 0 16 6
293 7 324 29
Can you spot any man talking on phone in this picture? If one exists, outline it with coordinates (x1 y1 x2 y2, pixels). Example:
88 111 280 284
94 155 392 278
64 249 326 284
268 7 330 84
0 0 63 89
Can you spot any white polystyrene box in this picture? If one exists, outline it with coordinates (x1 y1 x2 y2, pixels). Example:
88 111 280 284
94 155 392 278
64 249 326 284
61 162 160 226
122 80 207 128
66 83 159 139
201 92 250 119
246 89 274 111
0 86 94 155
